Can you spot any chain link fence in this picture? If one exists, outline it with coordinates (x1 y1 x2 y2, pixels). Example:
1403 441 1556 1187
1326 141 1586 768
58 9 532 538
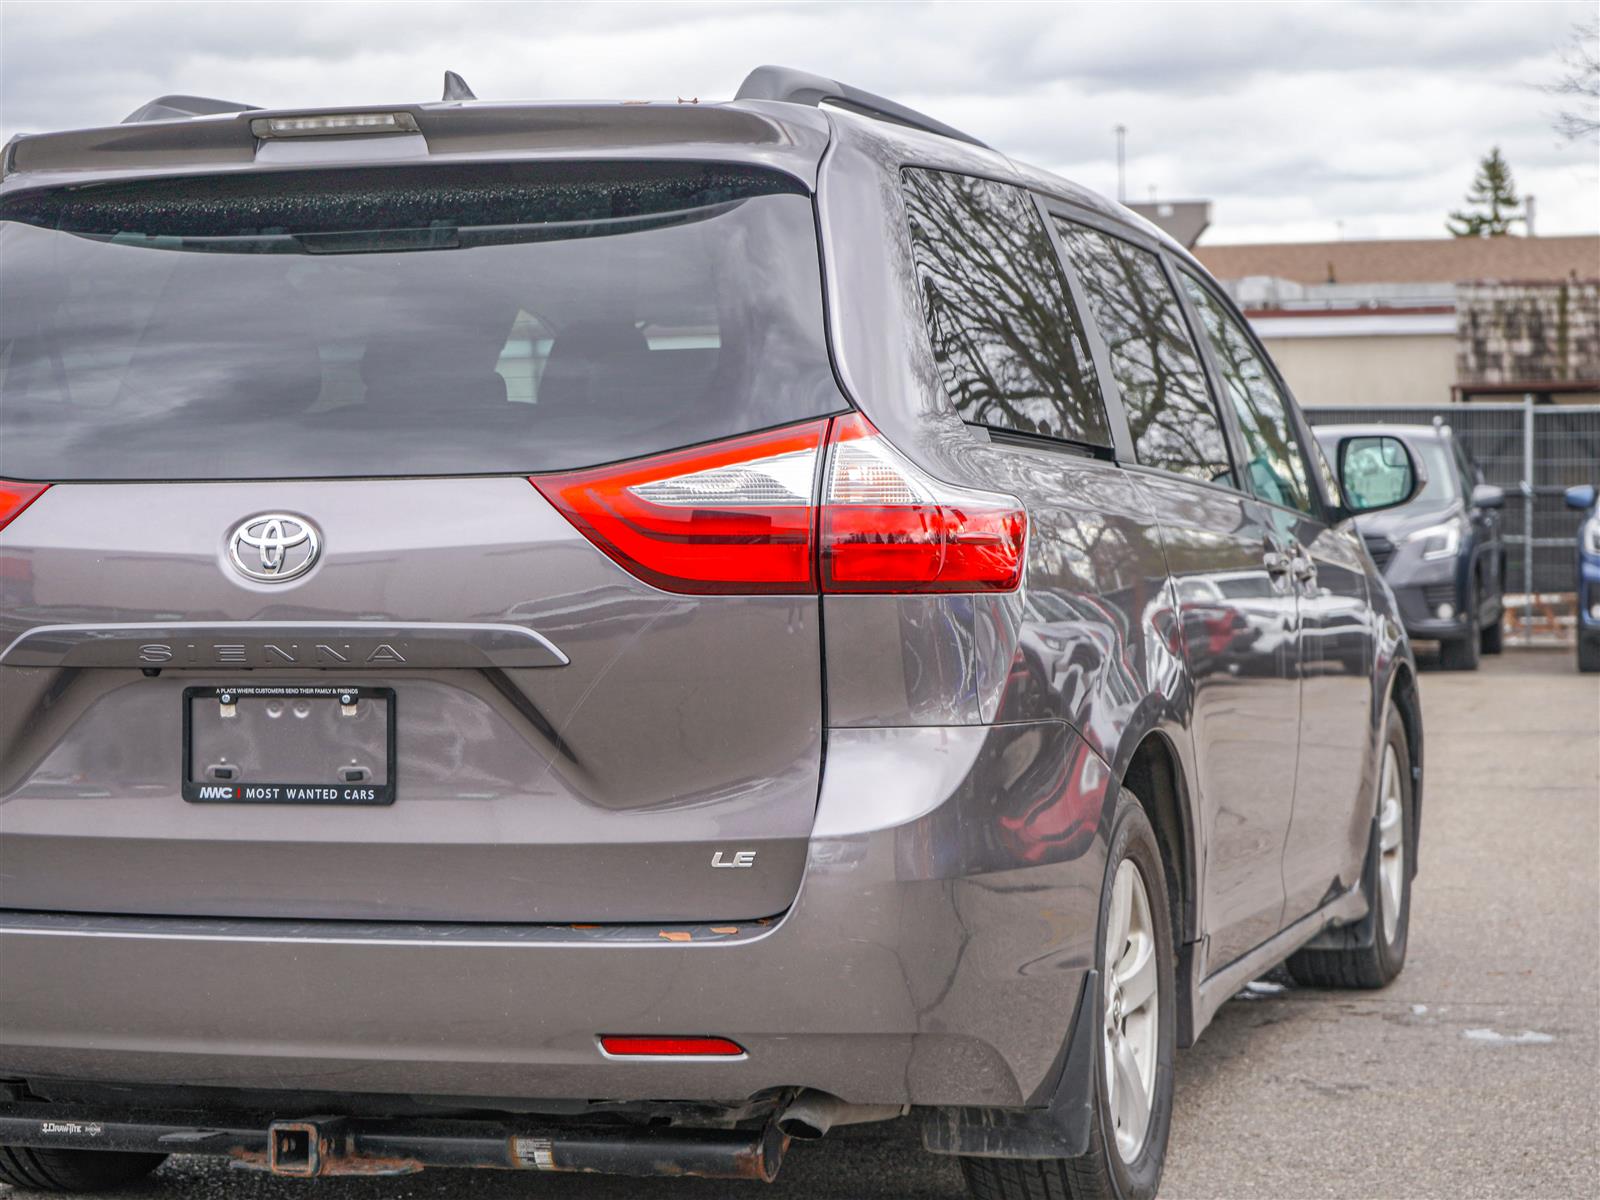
1305 402 1600 638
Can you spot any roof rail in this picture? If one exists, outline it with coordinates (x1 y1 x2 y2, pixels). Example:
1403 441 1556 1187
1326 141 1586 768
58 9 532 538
123 94 259 124
734 65 988 150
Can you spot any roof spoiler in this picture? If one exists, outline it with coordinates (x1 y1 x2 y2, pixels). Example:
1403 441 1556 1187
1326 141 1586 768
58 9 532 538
122 94 260 124
734 64 988 150
120 70 475 126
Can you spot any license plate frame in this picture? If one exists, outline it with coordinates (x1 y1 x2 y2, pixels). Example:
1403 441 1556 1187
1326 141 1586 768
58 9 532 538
182 685 397 805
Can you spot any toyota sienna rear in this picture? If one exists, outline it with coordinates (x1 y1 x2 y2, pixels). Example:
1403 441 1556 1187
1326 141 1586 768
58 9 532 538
0 67 1425 1200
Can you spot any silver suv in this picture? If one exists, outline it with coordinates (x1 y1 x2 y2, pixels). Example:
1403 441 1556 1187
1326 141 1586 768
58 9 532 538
0 66 1426 1200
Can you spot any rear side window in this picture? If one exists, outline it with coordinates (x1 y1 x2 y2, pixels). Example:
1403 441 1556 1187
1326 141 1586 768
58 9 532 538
0 162 845 481
1180 275 1314 515
1052 220 1232 485
901 168 1111 448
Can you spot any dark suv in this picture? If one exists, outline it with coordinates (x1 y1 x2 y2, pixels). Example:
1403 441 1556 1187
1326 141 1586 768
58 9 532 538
1314 423 1506 670
0 67 1426 1200
1566 483 1600 672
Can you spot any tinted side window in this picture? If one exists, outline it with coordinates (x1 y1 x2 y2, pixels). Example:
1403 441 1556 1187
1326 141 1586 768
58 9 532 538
1180 275 1316 516
901 169 1112 447
1052 220 1231 483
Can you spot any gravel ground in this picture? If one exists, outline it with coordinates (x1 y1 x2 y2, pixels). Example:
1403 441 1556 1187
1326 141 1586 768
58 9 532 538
5 649 1596 1199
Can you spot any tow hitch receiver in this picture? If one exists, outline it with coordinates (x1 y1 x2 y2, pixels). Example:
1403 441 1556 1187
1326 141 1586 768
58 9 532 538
0 1105 788 1182
268 1118 345 1178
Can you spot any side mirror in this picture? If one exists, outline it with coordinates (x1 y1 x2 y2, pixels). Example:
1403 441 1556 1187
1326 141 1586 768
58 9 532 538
1565 484 1597 512
1338 435 1421 515
1471 483 1505 510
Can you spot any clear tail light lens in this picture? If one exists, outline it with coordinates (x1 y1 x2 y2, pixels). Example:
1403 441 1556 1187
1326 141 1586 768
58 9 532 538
531 413 1026 595
821 413 1027 593
0 481 49 535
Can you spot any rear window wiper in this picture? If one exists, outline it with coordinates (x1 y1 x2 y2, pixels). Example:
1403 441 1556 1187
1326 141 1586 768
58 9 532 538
73 205 735 256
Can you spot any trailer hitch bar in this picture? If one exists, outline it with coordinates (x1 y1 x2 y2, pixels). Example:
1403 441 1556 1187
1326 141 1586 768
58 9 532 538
0 1108 788 1182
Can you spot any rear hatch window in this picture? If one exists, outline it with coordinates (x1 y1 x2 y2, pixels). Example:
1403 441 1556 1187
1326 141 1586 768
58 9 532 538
0 161 843 480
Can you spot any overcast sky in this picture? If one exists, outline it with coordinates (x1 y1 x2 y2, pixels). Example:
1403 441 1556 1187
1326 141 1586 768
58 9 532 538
2 0 1596 244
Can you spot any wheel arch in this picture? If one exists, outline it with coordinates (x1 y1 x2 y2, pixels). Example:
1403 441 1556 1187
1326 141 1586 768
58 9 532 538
1116 727 1211 1051
1386 659 1424 877
1118 730 1197 955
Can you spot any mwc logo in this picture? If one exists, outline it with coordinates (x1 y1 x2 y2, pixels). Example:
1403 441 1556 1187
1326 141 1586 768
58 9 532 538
197 785 236 800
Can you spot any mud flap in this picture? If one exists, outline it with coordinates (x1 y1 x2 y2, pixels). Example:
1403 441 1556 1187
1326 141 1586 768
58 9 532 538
921 969 1097 1160
1301 815 1381 952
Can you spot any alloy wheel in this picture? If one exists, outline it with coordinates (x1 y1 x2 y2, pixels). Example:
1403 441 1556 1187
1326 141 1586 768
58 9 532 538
1103 858 1160 1162
1377 742 1405 944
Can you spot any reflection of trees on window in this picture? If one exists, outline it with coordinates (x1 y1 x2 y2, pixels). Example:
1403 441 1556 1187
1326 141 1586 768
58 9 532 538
1180 276 1313 515
1052 222 1230 484
901 169 1111 447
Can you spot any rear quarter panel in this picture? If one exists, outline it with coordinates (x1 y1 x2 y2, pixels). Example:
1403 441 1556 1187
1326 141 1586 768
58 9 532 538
814 114 1199 899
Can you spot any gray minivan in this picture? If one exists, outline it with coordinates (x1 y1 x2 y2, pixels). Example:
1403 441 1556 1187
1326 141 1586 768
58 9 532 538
0 67 1426 1200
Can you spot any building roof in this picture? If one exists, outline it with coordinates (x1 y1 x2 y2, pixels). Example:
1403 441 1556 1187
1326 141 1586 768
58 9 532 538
1195 234 1600 286
1127 200 1211 249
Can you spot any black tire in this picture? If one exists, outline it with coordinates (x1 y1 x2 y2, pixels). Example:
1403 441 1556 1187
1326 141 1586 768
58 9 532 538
1479 607 1504 655
961 790 1175 1200
1287 708 1412 989
1437 627 1480 671
1579 634 1600 674
0 1146 166 1192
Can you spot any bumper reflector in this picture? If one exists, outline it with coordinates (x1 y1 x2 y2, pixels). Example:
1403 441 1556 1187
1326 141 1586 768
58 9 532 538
599 1036 745 1058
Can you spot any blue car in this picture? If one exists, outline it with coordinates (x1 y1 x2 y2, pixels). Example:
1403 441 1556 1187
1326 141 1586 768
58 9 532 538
1566 484 1600 673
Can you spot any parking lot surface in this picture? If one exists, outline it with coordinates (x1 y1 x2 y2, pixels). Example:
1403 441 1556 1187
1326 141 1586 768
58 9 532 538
5 650 1596 1199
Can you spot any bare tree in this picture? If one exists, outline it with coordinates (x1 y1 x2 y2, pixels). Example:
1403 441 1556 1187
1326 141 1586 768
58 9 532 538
1548 18 1599 143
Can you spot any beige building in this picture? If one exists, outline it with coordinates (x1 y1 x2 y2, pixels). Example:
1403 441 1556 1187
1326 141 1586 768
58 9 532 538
1193 235 1600 407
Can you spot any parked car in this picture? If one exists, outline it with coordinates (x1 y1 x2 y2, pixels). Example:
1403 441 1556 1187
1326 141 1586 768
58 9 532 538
1314 423 1506 670
1565 484 1600 672
0 66 1427 1200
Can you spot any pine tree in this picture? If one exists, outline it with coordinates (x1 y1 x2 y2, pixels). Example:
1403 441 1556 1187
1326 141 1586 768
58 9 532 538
1447 148 1522 237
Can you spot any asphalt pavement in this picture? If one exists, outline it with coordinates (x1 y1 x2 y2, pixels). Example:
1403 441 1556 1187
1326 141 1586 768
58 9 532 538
5 649 1596 1199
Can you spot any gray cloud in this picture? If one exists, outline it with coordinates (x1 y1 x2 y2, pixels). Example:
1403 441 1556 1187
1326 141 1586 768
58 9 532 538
1 0 1594 242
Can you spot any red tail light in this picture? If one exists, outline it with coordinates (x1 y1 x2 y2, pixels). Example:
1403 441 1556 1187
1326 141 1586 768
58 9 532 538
531 422 826 594
531 415 1026 595
599 1035 745 1057
0 481 49 535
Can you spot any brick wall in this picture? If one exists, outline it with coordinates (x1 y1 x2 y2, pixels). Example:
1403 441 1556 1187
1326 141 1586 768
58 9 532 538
1457 280 1600 386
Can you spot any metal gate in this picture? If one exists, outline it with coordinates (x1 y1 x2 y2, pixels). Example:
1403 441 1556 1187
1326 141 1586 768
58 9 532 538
1305 402 1600 640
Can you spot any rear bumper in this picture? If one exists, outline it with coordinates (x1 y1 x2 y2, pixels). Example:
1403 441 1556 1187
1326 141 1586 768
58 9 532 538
0 721 1110 1110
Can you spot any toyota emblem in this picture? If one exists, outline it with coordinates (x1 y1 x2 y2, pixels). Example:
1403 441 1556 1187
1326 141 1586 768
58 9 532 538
228 513 320 583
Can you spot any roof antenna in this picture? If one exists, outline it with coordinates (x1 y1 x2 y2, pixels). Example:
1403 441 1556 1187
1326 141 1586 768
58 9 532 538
442 71 477 102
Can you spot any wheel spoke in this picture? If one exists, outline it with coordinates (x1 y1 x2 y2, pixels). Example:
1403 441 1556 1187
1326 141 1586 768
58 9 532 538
1380 798 1402 853
1108 867 1133 960
1374 744 1406 944
1382 859 1403 917
1111 1033 1150 1152
1116 933 1158 1013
